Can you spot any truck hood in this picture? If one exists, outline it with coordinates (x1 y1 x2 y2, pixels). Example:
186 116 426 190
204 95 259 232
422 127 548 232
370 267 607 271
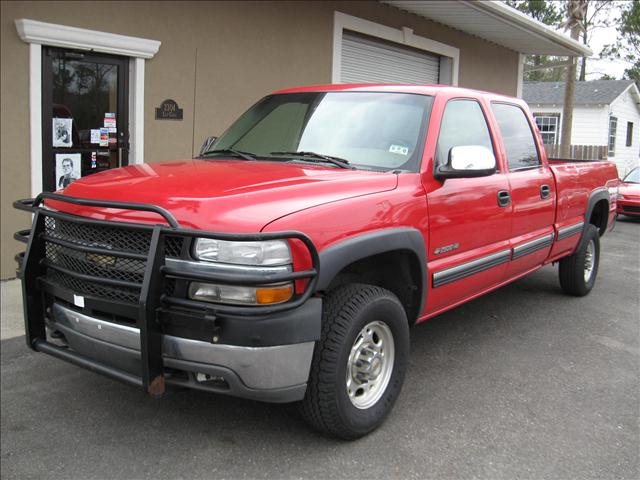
50 159 398 231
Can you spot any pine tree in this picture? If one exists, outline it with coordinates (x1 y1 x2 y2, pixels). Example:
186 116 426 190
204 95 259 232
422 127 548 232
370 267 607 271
603 0 640 81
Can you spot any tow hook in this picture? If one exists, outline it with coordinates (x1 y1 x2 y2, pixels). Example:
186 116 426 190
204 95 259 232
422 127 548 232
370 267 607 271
204 310 221 343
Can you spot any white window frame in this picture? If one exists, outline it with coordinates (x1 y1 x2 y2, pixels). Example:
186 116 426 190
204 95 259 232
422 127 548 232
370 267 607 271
533 113 560 145
14 19 160 197
608 115 617 157
332 12 459 86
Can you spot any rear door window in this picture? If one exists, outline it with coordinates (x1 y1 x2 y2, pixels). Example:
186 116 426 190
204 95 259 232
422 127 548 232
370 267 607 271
491 103 541 170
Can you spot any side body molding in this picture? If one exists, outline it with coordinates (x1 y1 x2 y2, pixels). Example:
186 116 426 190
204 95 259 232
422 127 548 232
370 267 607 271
316 228 428 312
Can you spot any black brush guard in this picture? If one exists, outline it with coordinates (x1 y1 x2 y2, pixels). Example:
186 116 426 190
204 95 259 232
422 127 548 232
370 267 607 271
14 193 319 396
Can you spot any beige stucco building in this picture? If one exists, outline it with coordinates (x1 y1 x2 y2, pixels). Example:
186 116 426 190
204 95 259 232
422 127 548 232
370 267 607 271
1 0 589 279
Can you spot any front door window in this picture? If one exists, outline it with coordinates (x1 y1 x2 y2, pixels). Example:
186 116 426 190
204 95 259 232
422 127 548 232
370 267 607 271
42 48 129 192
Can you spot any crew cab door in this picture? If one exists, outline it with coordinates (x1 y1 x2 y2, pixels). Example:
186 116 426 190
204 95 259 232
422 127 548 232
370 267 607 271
489 103 555 277
423 98 512 313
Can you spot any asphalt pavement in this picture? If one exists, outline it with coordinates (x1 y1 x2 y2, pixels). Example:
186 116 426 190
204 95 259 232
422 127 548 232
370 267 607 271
1 218 639 479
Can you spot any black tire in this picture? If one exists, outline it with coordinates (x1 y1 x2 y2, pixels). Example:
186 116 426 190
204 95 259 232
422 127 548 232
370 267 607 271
300 284 410 439
559 224 600 296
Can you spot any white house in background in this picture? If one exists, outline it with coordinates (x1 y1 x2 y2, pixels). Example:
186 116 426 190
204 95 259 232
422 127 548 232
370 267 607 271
523 79 640 176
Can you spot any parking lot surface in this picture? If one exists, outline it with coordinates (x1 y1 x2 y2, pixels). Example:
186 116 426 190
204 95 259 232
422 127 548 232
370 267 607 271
1 219 638 480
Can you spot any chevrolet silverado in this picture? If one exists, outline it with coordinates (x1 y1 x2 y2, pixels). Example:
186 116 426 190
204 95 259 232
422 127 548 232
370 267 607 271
15 84 619 438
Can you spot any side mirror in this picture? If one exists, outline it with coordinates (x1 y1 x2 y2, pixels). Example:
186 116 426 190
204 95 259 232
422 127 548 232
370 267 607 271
435 145 496 180
198 136 218 157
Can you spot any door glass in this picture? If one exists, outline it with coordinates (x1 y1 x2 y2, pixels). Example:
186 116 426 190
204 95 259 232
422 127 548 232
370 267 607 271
491 103 540 171
435 100 494 167
44 49 128 191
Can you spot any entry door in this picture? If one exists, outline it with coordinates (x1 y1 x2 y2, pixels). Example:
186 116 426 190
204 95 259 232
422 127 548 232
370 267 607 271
490 103 555 277
42 47 129 192
425 99 512 313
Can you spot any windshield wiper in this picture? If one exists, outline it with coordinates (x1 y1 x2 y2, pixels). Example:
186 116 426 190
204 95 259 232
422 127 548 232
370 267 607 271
270 151 352 169
200 149 256 161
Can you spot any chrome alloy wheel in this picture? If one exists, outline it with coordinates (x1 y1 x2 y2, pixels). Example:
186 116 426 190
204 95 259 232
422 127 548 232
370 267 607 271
345 321 395 409
584 239 596 282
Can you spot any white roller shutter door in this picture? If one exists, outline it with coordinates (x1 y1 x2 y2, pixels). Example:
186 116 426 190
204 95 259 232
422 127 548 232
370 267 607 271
340 31 440 84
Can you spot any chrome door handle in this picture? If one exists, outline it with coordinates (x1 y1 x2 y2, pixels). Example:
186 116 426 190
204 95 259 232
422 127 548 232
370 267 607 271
497 190 511 207
540 184 551 199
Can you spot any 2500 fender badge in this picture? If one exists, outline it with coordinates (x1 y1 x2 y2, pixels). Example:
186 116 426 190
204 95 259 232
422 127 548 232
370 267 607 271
434 243 459 255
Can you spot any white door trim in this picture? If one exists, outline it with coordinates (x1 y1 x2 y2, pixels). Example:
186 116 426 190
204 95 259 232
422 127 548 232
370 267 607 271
332 11 459 85
28 43 43 199
129 57 146 170
15 19 160 58
14 19 160 197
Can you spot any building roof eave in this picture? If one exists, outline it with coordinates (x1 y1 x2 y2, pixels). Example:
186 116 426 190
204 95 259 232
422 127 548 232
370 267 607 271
381 0 592 57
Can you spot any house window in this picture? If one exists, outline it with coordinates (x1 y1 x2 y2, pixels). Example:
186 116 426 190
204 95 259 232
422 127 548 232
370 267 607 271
534 114 560 145
608 116 617 157
626 122 633 147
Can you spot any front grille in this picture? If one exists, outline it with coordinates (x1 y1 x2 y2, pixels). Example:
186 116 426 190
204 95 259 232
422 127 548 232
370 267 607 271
43 216 183 304
45 217 152 254
48 270 140 304
46 242 146 283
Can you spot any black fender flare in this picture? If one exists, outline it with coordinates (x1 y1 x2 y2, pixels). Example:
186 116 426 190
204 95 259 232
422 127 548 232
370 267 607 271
584 188 610 237
316 228 427 317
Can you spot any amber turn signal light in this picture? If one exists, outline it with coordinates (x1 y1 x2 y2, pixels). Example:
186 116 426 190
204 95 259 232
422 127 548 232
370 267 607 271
256 284 294 304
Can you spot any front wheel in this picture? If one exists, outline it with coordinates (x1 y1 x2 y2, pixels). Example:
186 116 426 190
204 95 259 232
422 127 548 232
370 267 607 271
300 284 410 439
559 224 600 296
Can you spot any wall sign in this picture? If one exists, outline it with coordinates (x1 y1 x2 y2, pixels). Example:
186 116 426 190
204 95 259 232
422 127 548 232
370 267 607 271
155 99 183 120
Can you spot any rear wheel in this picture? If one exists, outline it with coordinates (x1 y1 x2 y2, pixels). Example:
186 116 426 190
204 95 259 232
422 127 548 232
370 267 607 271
559 224 600 296
300 284 409 439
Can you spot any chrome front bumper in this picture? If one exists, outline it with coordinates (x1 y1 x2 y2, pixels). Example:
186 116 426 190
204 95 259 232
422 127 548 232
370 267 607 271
49 303 315 403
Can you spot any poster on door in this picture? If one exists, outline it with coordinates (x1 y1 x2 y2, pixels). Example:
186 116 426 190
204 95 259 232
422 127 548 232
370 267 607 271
55 153 81 189
52 118 73 147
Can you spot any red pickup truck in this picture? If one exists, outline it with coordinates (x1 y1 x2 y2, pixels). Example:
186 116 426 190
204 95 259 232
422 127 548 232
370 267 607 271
15 84 618 439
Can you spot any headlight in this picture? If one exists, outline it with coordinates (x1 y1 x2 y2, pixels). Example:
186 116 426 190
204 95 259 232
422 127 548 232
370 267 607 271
188 282 293 305
618 194 625 200
193 238 291 266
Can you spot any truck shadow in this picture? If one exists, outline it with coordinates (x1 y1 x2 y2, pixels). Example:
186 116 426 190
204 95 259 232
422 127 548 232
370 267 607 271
616 215 640 224
0 264 603 456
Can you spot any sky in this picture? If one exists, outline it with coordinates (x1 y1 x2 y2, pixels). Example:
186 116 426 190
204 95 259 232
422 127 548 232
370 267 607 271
555 0 632 80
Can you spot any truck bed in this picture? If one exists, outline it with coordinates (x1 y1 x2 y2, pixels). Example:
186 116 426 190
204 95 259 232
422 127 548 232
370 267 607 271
549 158 618 228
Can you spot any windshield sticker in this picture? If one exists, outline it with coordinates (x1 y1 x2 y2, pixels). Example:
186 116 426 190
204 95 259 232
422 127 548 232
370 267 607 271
389 144 409 156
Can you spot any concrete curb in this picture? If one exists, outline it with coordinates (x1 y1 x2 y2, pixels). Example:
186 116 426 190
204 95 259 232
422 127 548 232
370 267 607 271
1 279 24 340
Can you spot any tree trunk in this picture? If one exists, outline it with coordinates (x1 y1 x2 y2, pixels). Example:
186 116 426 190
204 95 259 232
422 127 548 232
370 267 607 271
579 30 587 81
560 0 585 158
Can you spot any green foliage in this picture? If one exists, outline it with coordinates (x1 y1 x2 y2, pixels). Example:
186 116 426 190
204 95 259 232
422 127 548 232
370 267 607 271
602 0 640 81
507 1 620 81
525 60 567 82
504 0 566 81
504 0 563 24
579 1 614 80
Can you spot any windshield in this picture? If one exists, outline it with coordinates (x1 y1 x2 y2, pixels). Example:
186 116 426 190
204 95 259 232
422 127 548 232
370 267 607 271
210 92 433 172
623 167 639 183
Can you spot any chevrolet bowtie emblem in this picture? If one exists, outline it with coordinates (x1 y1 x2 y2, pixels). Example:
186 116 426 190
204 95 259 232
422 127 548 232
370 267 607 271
86 253 116 267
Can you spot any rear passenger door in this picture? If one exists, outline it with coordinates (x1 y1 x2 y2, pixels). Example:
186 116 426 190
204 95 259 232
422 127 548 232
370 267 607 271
490 103 555 277
425 98 512 313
